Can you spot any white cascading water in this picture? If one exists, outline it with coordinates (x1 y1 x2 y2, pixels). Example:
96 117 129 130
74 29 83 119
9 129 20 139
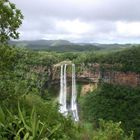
59 64 68 116
71 64 79 121
63 64 67 116
59 65 63 112
59 63 79 121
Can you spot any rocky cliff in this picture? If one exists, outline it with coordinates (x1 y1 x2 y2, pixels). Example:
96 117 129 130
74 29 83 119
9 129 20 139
30 63 140 95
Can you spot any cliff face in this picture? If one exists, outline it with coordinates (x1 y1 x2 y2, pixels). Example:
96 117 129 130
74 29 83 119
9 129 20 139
75 63 140 87
31 63 140 88
101 71 140 87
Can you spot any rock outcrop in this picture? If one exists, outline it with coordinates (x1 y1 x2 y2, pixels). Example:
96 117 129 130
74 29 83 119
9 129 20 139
30 62 140 95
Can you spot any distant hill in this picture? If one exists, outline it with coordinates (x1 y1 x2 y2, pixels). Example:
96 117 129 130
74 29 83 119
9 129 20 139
9 40 134 52
9 39 72 47
9 40 100 52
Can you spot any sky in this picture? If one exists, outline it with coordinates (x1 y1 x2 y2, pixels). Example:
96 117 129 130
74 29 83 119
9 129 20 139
11 0 140 43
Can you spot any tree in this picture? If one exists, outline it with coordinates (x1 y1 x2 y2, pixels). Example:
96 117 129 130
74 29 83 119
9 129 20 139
81 83 140 139
0 0 23 44
92 120 133 140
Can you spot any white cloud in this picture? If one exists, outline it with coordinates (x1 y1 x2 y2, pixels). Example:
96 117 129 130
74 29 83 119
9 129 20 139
56 19 92 34
11 0 140 43
116 22 140 37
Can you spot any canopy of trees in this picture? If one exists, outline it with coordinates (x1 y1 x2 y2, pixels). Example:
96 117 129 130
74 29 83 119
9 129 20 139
81 83 140 139
0 0 23 44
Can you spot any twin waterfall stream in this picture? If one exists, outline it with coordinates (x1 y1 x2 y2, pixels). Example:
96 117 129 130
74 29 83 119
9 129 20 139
59 64 79 121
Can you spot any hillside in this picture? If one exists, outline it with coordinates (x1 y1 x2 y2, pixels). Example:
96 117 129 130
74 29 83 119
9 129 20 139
9 40 100 52
99 46 140 73
9 40 134 52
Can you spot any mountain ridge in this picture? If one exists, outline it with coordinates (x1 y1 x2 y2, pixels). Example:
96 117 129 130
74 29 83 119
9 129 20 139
9 39 135 52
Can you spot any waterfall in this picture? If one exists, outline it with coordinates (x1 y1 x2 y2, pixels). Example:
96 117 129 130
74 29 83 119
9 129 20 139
63 64 67 116
59 65 63 112
59 64 68 116
71 64 79 121
59 63 79 121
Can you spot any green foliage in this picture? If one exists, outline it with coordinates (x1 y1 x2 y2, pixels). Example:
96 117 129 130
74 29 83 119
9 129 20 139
44 44 100 52
11 41 101 52
81 83 140 139
0 0 23 44
92 119 133 140
1 1 137 139
79 120 133 140
1 43 140 139
0 95 81 140
79 122 94 139
99 46 140 73
0 44 81 140
73 46 140 73
0 45 28 104
1 44 139 139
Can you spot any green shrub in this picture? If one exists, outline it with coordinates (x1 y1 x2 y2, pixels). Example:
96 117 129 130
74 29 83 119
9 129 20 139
92 119 133 140
81 83 140 139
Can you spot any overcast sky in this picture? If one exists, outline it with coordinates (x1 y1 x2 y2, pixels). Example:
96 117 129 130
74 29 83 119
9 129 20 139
11 0 140 43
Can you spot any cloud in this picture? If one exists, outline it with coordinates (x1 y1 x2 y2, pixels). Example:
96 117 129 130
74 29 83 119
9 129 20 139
11 0 140 21
11 0 140 43
116 22 140 37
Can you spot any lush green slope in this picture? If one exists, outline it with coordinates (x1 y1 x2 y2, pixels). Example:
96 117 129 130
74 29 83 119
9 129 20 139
80 83 140 139
99 46 140 73
75 45 140 73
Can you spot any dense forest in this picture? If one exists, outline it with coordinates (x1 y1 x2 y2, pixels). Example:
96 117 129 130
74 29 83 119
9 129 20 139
1 42 140 140
0 0 140 140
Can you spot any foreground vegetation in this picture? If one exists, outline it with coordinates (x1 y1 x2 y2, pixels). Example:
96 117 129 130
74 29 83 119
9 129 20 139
0 45 79 139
